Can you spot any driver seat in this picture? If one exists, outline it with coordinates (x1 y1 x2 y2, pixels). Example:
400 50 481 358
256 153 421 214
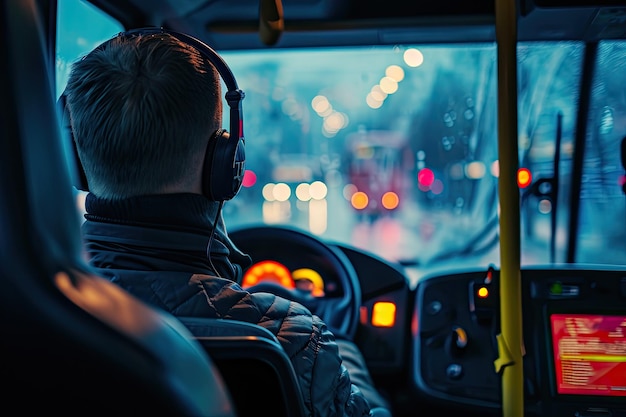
179 317 308 417
1 2 234 415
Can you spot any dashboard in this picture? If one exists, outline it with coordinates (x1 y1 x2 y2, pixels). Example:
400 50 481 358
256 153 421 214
238 241 344 298
229 225 626 417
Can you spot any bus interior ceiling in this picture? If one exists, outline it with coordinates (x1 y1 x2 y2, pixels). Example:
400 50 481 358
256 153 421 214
85 0 626 50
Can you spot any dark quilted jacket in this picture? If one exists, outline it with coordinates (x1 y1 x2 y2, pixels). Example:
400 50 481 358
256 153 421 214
80 192 371 417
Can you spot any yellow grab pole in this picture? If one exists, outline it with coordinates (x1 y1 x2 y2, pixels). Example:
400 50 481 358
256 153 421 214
493 0 524 416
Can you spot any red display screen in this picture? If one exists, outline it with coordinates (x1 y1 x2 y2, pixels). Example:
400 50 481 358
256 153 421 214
551 313 626 397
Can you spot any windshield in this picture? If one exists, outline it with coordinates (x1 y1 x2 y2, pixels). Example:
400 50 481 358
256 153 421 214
219 42 625 267
56 0 626 269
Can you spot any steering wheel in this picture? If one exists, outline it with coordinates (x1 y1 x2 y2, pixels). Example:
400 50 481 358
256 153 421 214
229 225 362 339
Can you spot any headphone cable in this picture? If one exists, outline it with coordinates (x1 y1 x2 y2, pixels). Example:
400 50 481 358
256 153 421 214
206 200 225 278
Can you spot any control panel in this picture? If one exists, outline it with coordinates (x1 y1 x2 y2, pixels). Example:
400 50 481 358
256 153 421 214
412 266 626 416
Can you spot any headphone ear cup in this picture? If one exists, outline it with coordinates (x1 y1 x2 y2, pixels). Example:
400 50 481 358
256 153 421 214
202 129 246 201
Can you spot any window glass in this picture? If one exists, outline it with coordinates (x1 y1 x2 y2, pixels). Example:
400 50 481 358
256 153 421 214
221 44 500 264
56 0 123 98
578 40 626 264
517 41 583 264
221 42 596 266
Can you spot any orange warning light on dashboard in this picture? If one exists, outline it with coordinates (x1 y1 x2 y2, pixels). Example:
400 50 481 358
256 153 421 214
371 301 396 327
517 168 532 188
477 286 489 298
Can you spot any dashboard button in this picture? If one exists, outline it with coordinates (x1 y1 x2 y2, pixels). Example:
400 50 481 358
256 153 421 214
446 363 463 379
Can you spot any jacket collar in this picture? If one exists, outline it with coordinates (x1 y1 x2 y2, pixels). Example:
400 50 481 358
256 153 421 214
82 192 252 281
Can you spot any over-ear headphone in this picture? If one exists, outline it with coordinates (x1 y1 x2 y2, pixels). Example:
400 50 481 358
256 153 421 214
58 27 246 201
